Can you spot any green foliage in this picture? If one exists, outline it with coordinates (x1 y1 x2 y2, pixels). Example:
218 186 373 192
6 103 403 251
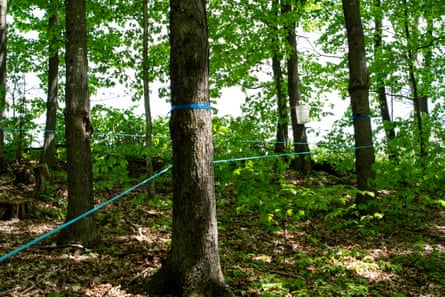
375 113 445 194
312 115 356 176
392 248 445 285
90 105 171 189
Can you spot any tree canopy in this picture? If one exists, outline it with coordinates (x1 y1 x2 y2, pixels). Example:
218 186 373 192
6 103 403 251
0 0 444 295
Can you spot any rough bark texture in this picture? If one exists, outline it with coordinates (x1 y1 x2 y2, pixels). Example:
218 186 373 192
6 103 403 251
342 0 376 210
146 1 232 296
0 0 7 174
41 3 59 169
283 2 311 172
57 0 96 246
142 0 155 198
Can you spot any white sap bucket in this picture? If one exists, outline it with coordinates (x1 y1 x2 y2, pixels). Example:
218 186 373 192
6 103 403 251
296 104 310 124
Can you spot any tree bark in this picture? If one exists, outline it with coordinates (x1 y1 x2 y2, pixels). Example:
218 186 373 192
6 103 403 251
342 0 376 211
41 2 59 169
57 0 96 246
146 1 232 296
0 0 7 174
282 2 311 172
142 0 155 198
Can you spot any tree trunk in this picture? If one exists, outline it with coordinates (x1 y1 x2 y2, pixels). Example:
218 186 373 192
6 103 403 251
146 1 232 296
342 0 376 211
272 0 287 154
142 0 155 198
57 0 96 246
373 0 395 156
15 86 24 161
283 2 311 172
420 14 432 115
0 0 7 174
402 0 425 158
273 53 288 154
41 3 59 170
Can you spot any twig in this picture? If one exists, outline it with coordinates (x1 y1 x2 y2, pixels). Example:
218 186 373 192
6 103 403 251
0 288 15 296
270 270 306 280
21 267 60 295
37 243 85 251
126 267 152 286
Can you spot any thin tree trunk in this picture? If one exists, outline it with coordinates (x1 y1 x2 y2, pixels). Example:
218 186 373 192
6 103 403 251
420 14 434 115
342 0 376 211
16 80 24 161
146 1 232 296
272 0 287 154
0 0 7 173
142 0 155 198
373 0 395 156
273 54 288 154
421 14 432 115
282 2 311 172
402 0 425 158
57 0 96 246
41 3 59 169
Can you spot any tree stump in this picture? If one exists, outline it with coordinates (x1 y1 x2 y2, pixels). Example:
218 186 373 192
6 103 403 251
0 199 32 220
33 163 52 199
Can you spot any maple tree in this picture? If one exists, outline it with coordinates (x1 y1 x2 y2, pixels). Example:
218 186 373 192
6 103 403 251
0 0 443 295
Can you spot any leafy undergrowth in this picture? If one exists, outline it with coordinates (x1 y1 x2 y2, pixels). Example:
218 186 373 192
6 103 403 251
0 170 444 297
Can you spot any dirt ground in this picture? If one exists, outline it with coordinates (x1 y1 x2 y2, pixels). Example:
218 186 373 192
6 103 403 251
1 169 444 296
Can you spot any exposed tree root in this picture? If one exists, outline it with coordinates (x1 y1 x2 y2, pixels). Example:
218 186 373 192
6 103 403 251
146 258 234 297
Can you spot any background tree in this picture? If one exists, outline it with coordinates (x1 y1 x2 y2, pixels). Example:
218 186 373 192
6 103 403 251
142 0 155 198
402 0 426 158
372 0 395 156
272 0 288 154
146 0 233 296
0 0 7 174
283 0 312 172
341 0 376 211
57 0 96 246
40 0 61 170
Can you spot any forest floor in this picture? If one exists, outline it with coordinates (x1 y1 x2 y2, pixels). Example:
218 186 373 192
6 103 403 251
0 167 444 297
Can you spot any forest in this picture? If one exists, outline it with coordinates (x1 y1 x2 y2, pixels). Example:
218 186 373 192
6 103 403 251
0 0 444 296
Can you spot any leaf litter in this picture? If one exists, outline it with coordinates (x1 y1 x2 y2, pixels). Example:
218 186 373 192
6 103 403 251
0 171 444 296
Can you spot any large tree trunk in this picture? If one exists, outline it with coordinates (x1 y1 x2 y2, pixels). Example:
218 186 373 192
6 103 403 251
41 2 59 169
0 0 7 174
373 0 395 156
342 0 376 211
142 0 155 198
57 0 96 246
283 2 311 172
146 1 232 296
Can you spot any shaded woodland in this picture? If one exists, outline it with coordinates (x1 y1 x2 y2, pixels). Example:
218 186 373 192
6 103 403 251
1 0 444 296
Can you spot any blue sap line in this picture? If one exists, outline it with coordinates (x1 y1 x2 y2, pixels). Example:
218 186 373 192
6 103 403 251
0 166 172 263
0 144 373 262
171 104 212 112
1 126 350 148
213 145 373 164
